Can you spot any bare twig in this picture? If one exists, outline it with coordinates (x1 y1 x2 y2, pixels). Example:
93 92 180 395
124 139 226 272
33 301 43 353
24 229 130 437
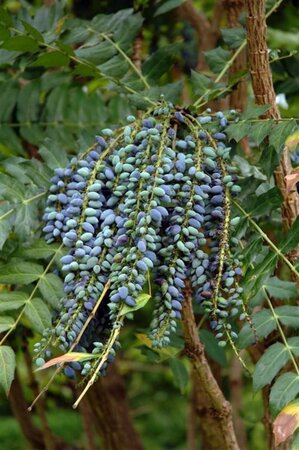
23 340 54 450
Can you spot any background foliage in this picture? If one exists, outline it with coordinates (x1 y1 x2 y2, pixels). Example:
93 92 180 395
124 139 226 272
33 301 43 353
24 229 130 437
0 0 299 449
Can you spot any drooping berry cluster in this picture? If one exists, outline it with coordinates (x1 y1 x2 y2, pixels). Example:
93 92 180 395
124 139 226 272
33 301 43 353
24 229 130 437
35 103 245 380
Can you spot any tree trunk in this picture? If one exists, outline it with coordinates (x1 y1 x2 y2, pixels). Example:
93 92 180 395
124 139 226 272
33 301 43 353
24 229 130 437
224 0 247 112
86 364 144 450
182 282 240 450
246 0 299 259
9 372 78 450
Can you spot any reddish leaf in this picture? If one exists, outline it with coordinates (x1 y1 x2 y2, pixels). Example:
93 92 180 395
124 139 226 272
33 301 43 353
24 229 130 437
36 352 97 371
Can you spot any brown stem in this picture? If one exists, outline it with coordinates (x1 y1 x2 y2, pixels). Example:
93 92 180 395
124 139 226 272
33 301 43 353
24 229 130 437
229 354 248 450
182 281 240 450
132 33 143 72
246 0 299 260
78 397 97 450
187 372 198 450
8 371 77 450
178 0 223 71
224 0 248 112
23 340 55 450
85 363 143 450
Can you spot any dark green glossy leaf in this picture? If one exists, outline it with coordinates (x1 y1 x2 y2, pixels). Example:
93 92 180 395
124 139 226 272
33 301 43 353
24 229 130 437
259 145 279 178
143 44 180 83
241 105 271 120
190 71 212 96
38 273 63 308
154 0 186 16
226 122 250 142
270 373 299 411
280 217 299 254
19 240 60 260
288 337 299 357
269 120 297 153
2 36 38 52
0 262 43 285
39 138 68 170
0 291 28 312
204 46 230 73
0 316 15 333
250 120 274 145
169 359 189 393
24 297 51 333
221 27 246 48
0 346 15 395
253 342 289 390
199 329 227 367
276 307 299 328
265 277 298 300
31 51 69 67
238 309 276 349
21 21 44 42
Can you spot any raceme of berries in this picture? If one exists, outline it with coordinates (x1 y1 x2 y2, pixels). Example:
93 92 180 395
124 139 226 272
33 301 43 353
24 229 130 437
35 102 246 383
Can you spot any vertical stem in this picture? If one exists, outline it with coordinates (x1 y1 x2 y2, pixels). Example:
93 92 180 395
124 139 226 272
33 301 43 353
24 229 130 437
245 0 299 259
225 0 247 112
23 341 54 450
187 372 198 450
182 281 240 450
78 396 97 450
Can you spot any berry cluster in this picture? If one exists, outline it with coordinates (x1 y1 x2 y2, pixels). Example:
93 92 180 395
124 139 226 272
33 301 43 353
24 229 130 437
35 103 245 381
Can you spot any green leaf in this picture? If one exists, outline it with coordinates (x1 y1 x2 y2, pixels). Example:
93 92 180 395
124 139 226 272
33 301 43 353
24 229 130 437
39 138 69 170
269 120 297 153
1 36 38 52
31 51 69 68
276 307 299 328
21 21 44 42
24 297 51 333
38 273 63 308
120 293 151 316
226 122 250 142
238 309 276 349
0 316 15 333
190 71 212 96
288 338 299 357
259 145 279 179
199 329 227 367
75 42 116 65
0 220 11 250
221 27 246 48
19 240 60 260
169 358 189 393
253 343 289 390
265 277 298 300
204 47 230 73
249 187 282 217
154 0 186 16
249 120 274 145
0 346 16 395
241 105 271 120
0 25 10 41
143 44 180 83
270 373 299 411
0 291 28 312
0 7 13 26
280 217 299 254
0 262 43 285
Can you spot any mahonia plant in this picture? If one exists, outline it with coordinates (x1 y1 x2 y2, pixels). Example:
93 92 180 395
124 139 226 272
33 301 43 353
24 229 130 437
34 101 246 385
